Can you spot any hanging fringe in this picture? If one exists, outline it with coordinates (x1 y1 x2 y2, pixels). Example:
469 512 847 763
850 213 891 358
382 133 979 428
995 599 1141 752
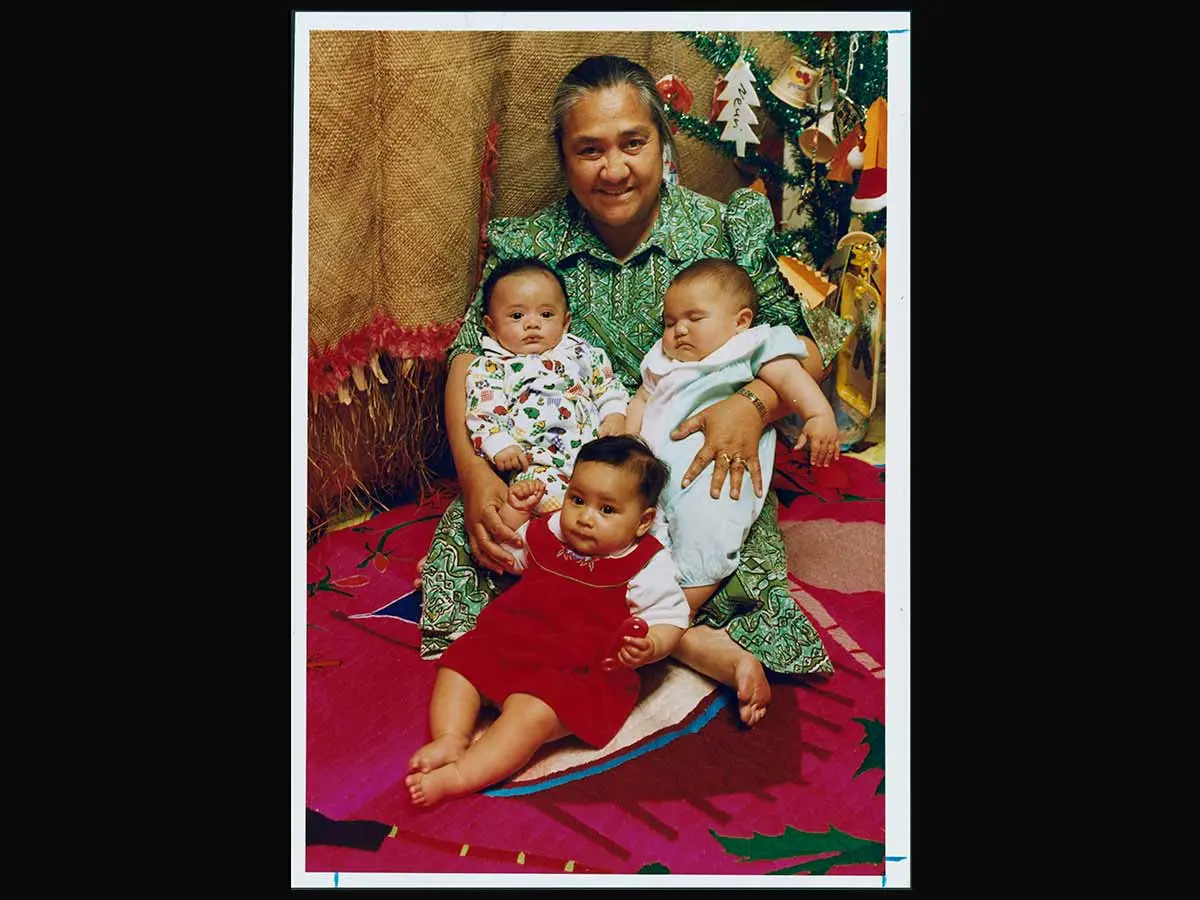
309 312 462 397
307 352 451 546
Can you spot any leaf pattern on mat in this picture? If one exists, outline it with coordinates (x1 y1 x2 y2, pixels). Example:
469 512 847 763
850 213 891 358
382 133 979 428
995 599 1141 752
636 863 671 874
851 716 885 794
308 565 354 598
356 514 443 572
710 825 884 875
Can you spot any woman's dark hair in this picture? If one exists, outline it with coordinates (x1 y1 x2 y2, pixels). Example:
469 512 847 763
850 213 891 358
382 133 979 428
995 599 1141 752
574 434 669 508
549 55 677 177
481 257 569 317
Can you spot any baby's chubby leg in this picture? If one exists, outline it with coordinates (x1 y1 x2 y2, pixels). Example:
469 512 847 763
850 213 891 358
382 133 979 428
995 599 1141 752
408 668 480 775
408 691 569 807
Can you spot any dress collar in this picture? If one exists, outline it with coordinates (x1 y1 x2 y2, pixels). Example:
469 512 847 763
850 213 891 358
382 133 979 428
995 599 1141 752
556 182 697 265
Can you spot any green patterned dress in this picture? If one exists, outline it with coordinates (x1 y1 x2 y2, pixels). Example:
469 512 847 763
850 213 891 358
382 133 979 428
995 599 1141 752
419 182 854 675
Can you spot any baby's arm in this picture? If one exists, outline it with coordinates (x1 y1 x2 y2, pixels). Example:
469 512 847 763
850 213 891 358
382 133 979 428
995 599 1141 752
465 364 529 472
497 479 546 535
619 546 690 668
618 622 684 669
590 344 630 437
757 357 840 467
623 385 650 436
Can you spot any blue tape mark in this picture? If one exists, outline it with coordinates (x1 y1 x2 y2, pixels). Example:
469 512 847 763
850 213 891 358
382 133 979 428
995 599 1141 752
333 872 339 888
886 856 907 861
483 692 731 797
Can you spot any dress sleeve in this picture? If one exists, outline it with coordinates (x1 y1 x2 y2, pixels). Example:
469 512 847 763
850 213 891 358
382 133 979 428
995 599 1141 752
445 251 494 366
626 547 690 629
724 187 855 369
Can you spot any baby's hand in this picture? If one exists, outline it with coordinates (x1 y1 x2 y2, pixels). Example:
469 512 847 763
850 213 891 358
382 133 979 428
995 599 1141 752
493 445 529 472
794 413 841 468
617 634 657 669
598 413 626 437
507 478 546 511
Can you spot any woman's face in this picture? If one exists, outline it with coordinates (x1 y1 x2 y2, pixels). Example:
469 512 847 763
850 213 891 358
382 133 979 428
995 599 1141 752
560 84 663 256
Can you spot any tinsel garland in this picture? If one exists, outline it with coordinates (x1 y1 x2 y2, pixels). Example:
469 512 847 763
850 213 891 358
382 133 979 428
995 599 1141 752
780 31 889 111
663 104 808 188
680 31 822 141
860 210 887 243
675 30 889 266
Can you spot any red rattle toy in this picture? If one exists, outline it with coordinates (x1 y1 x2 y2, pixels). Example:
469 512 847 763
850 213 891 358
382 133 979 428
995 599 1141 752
600 616 649 672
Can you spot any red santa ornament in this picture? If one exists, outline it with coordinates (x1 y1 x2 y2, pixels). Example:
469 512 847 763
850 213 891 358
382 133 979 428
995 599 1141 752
850 97 887 214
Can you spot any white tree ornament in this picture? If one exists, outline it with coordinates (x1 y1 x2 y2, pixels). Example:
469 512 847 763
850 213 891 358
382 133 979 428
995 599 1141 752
717 55 761 158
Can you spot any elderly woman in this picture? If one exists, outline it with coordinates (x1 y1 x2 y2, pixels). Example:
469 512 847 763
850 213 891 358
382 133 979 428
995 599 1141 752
419 54 854 726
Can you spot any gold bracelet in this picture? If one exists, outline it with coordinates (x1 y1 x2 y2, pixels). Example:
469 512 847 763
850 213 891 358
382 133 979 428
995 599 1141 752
736 386 769 422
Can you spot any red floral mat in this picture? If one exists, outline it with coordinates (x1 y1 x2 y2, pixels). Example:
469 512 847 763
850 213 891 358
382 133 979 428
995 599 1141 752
303 449 889 880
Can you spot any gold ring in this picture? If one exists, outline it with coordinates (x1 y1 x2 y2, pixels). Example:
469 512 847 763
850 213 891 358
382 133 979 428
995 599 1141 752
719 452 732 465
732 455 746 466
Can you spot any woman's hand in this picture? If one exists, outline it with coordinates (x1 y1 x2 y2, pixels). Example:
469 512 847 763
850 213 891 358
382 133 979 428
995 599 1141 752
670 392 766 500
461 466 522 574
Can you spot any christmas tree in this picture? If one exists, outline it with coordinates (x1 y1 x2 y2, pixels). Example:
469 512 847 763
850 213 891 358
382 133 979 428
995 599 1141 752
662 30 888 270
661 29 891 451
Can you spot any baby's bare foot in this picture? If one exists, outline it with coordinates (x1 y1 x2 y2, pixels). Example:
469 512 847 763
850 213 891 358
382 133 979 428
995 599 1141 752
408 734 469 774
733 654 771 727
406 763 467 808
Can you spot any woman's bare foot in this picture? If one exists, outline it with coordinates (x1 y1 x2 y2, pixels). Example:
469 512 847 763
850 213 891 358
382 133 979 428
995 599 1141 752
733 653 771 726
408 734 469 774
406 762 468 807
413 554 428 590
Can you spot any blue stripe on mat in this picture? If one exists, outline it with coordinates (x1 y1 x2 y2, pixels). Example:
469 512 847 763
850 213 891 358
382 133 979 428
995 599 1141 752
483 691 730 797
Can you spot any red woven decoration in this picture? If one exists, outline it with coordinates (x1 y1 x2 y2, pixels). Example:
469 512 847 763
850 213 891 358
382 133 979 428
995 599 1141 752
475 121 501 294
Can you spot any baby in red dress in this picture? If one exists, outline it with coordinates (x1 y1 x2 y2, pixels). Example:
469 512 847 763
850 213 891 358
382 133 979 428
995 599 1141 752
406 435 689 807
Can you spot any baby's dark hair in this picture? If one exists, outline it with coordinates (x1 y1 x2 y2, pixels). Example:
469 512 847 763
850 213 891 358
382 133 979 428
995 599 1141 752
574 434 669 508
669 257 759 317
481 257 569 317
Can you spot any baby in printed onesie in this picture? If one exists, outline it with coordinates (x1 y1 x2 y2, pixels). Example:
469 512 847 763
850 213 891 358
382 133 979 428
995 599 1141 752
465 257 629 513
624 257 841 617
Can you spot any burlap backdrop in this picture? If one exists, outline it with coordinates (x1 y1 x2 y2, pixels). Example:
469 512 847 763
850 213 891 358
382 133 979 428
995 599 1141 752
308 30 806 348
306 31 803 535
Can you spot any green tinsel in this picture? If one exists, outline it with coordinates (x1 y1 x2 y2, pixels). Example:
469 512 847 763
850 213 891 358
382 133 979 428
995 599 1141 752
664 104 808 188
860 210 887 246
680 31 820 140
781 31 889 110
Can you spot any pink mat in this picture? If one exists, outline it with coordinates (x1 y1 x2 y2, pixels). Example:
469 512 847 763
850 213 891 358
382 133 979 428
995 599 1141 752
304 451 887 878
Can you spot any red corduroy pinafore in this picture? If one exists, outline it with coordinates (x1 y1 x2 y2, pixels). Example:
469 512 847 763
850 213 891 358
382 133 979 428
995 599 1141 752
438 515 663 747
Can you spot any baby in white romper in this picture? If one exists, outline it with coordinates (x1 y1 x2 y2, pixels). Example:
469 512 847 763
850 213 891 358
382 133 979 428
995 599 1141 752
624 258 841 615
465 257 629 513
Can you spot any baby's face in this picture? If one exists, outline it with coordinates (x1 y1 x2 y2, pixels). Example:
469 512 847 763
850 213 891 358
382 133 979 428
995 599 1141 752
483 269 570 355
661 279 752 362
558 461 654 557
